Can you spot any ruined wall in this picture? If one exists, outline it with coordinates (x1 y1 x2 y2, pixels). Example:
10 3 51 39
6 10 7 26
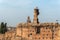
16 23 60 40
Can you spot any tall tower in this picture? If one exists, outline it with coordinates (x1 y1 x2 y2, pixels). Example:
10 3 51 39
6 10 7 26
33 7 39 24
27 16 31 23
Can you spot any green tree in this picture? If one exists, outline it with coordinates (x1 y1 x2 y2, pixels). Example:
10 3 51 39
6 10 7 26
1 22 5 34
4 23 7 32
0 25 1 33
0 22 7 34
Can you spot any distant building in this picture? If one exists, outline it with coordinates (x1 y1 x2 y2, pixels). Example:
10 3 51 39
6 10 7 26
0 7 60 40
7 27 16 31
16 7 60 40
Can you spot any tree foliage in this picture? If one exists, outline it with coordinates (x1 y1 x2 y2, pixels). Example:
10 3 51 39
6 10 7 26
0 22 7 34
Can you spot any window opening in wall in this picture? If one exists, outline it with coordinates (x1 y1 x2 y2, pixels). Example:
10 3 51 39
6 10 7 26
50 37 52 39
39 38 40 39
33 31 34 32
46 27 48 29
48 31 50 32
46 37 48 39
53 30 54 32
47 34 48 36
30 33 32 35
36 27 40 34
28 33 32 37
43 37 44 39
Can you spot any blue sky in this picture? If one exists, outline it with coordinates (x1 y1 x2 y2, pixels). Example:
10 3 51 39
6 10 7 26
0 0 60 27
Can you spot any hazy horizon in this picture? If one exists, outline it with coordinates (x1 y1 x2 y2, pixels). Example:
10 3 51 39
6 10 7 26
0 0 60 27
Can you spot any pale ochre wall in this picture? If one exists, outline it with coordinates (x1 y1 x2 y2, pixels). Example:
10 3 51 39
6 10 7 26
16 24 60 40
